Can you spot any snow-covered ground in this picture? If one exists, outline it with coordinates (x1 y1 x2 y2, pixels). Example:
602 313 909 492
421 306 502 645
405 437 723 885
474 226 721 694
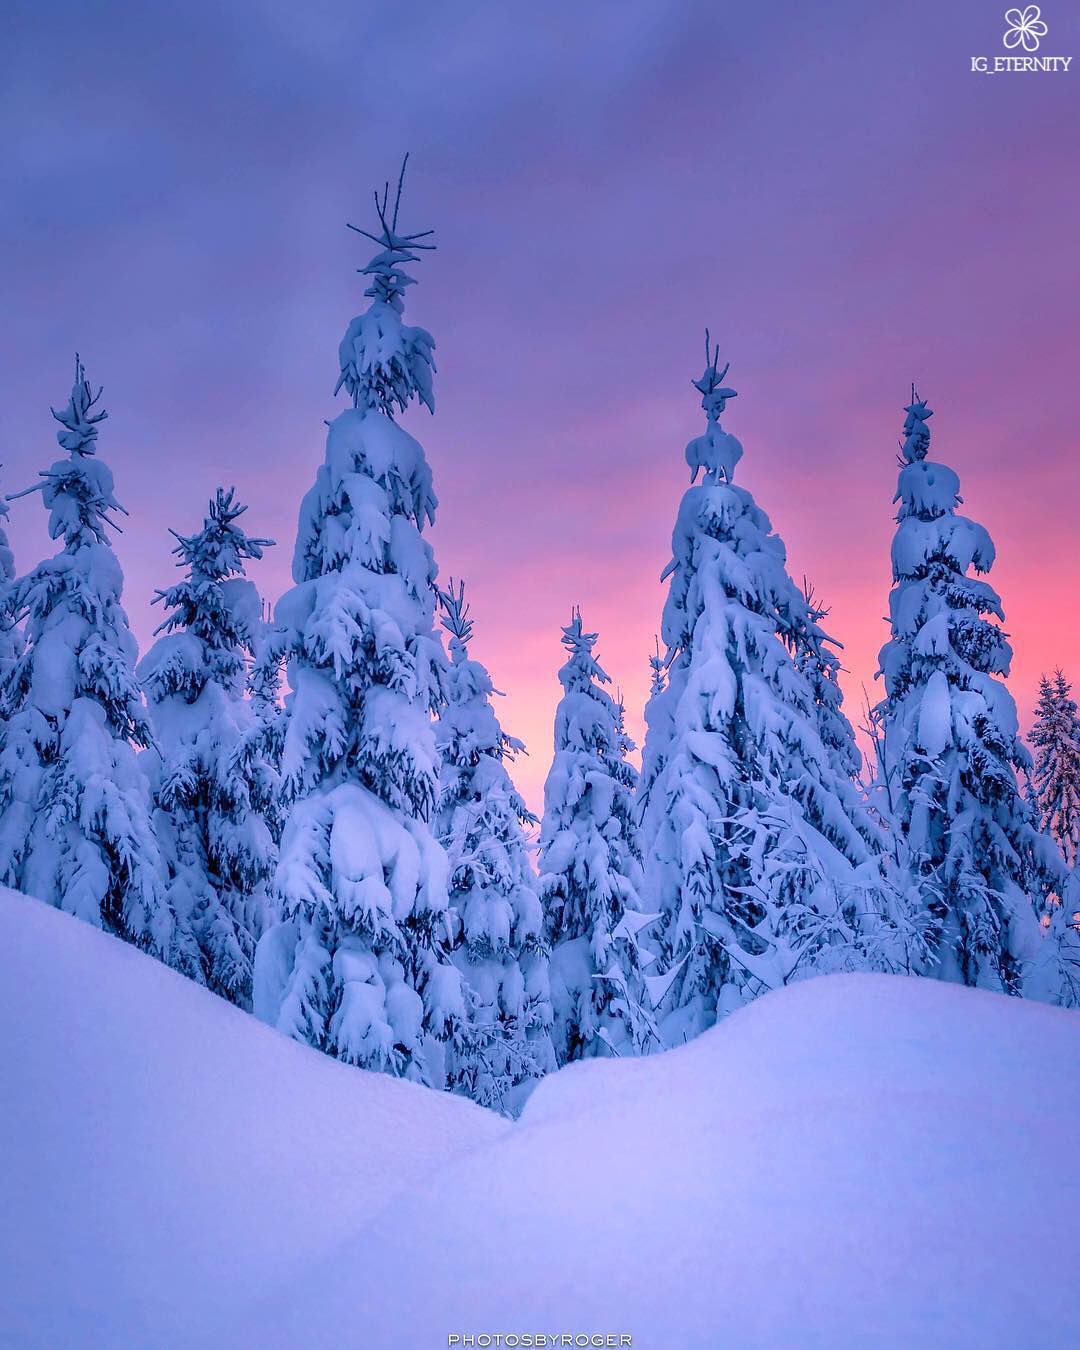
0 889 507 1347
3 887 1078 1348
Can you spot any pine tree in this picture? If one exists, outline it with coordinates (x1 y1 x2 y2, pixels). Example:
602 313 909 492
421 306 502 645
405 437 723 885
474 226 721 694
138 488 279 1006
1029 869 1080 1009
0 471 19 679
435 581 554 1109
538 611 658 1061
636 638 672 836
0 359 185 965
796 584 866 785
875 389 1062 992
639 338 892 1043
253 162 464 1084
1028 671 1080 869
246 609 288 823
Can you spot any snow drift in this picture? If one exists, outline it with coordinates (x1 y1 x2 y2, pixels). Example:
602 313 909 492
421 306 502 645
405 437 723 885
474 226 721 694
0 889 506 1347
3 887 1079 1348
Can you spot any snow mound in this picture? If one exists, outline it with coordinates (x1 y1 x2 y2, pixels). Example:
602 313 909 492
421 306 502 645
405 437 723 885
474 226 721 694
0 889 506 1348
4 889 1079 1348
267 973 1080 1350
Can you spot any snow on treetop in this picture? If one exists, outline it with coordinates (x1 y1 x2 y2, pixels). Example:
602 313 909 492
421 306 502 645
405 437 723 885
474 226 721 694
336 156 437 417
685 330 743 485
558 609 610 690
51 354 107 458
166 487 274 586
894 460 962 518
10 357 127 548
648 636 668 697
900 386 933 463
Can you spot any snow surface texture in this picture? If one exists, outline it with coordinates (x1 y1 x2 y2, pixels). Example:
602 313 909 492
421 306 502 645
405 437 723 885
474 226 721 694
4 886 1079 1349
0 889 505 1348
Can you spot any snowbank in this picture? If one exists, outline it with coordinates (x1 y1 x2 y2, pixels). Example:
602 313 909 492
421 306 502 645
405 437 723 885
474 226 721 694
0 889 506 1347
266 973 1080 1350
3 888 1079 1348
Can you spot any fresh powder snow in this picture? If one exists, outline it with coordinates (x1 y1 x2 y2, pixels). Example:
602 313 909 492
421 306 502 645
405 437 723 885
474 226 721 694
6 886 1075 1348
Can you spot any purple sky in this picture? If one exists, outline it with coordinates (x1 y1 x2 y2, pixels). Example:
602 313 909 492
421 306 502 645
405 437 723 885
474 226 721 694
3 0 1079 810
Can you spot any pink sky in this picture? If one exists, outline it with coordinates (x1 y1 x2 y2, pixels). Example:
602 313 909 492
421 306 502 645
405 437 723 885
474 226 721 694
3 0 1078 813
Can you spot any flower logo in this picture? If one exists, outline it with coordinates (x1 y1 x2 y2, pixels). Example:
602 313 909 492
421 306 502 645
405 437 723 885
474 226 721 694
1004 5 1049 50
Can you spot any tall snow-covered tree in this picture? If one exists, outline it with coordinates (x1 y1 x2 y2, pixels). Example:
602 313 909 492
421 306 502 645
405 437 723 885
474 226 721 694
875 389 1061 993
0 359 186 965
253 163 464 1084
538 611 658 1061
639 338 892 1044
434 580 554 1109
1028 670 1080 869
138 488 279 1006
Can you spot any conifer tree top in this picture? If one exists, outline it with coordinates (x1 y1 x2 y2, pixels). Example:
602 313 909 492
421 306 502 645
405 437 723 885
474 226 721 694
349 157 434 310
166 487 273 588
438 578 474 660
151 487 273 651
52 354 107 458
11 356 125 548
559 610 609 691
336 155 437 418
685 330 742 485
900 387 933 463
648 637 667 698
692 330 738 419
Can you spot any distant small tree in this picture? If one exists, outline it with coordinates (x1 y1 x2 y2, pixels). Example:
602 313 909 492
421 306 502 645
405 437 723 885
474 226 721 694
1028 671 1080 869
538 612 658 1061
636 638 671 838
0 468 19 680
435 581 555 1110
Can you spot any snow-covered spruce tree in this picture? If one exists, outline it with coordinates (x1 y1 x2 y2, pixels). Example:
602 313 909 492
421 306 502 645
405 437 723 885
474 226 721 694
434 581 554 1109
1028 671 1080 869
789 581 931 965
253 163 464 1084
796 584 866 791
538 611 658 1061
1029 868 1080 1008
0 359 188 965
138 489 278 1006
636 639 671 835
0 471 19 679
246 608 289 811
875 389 1062 992
639 338 893 1044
